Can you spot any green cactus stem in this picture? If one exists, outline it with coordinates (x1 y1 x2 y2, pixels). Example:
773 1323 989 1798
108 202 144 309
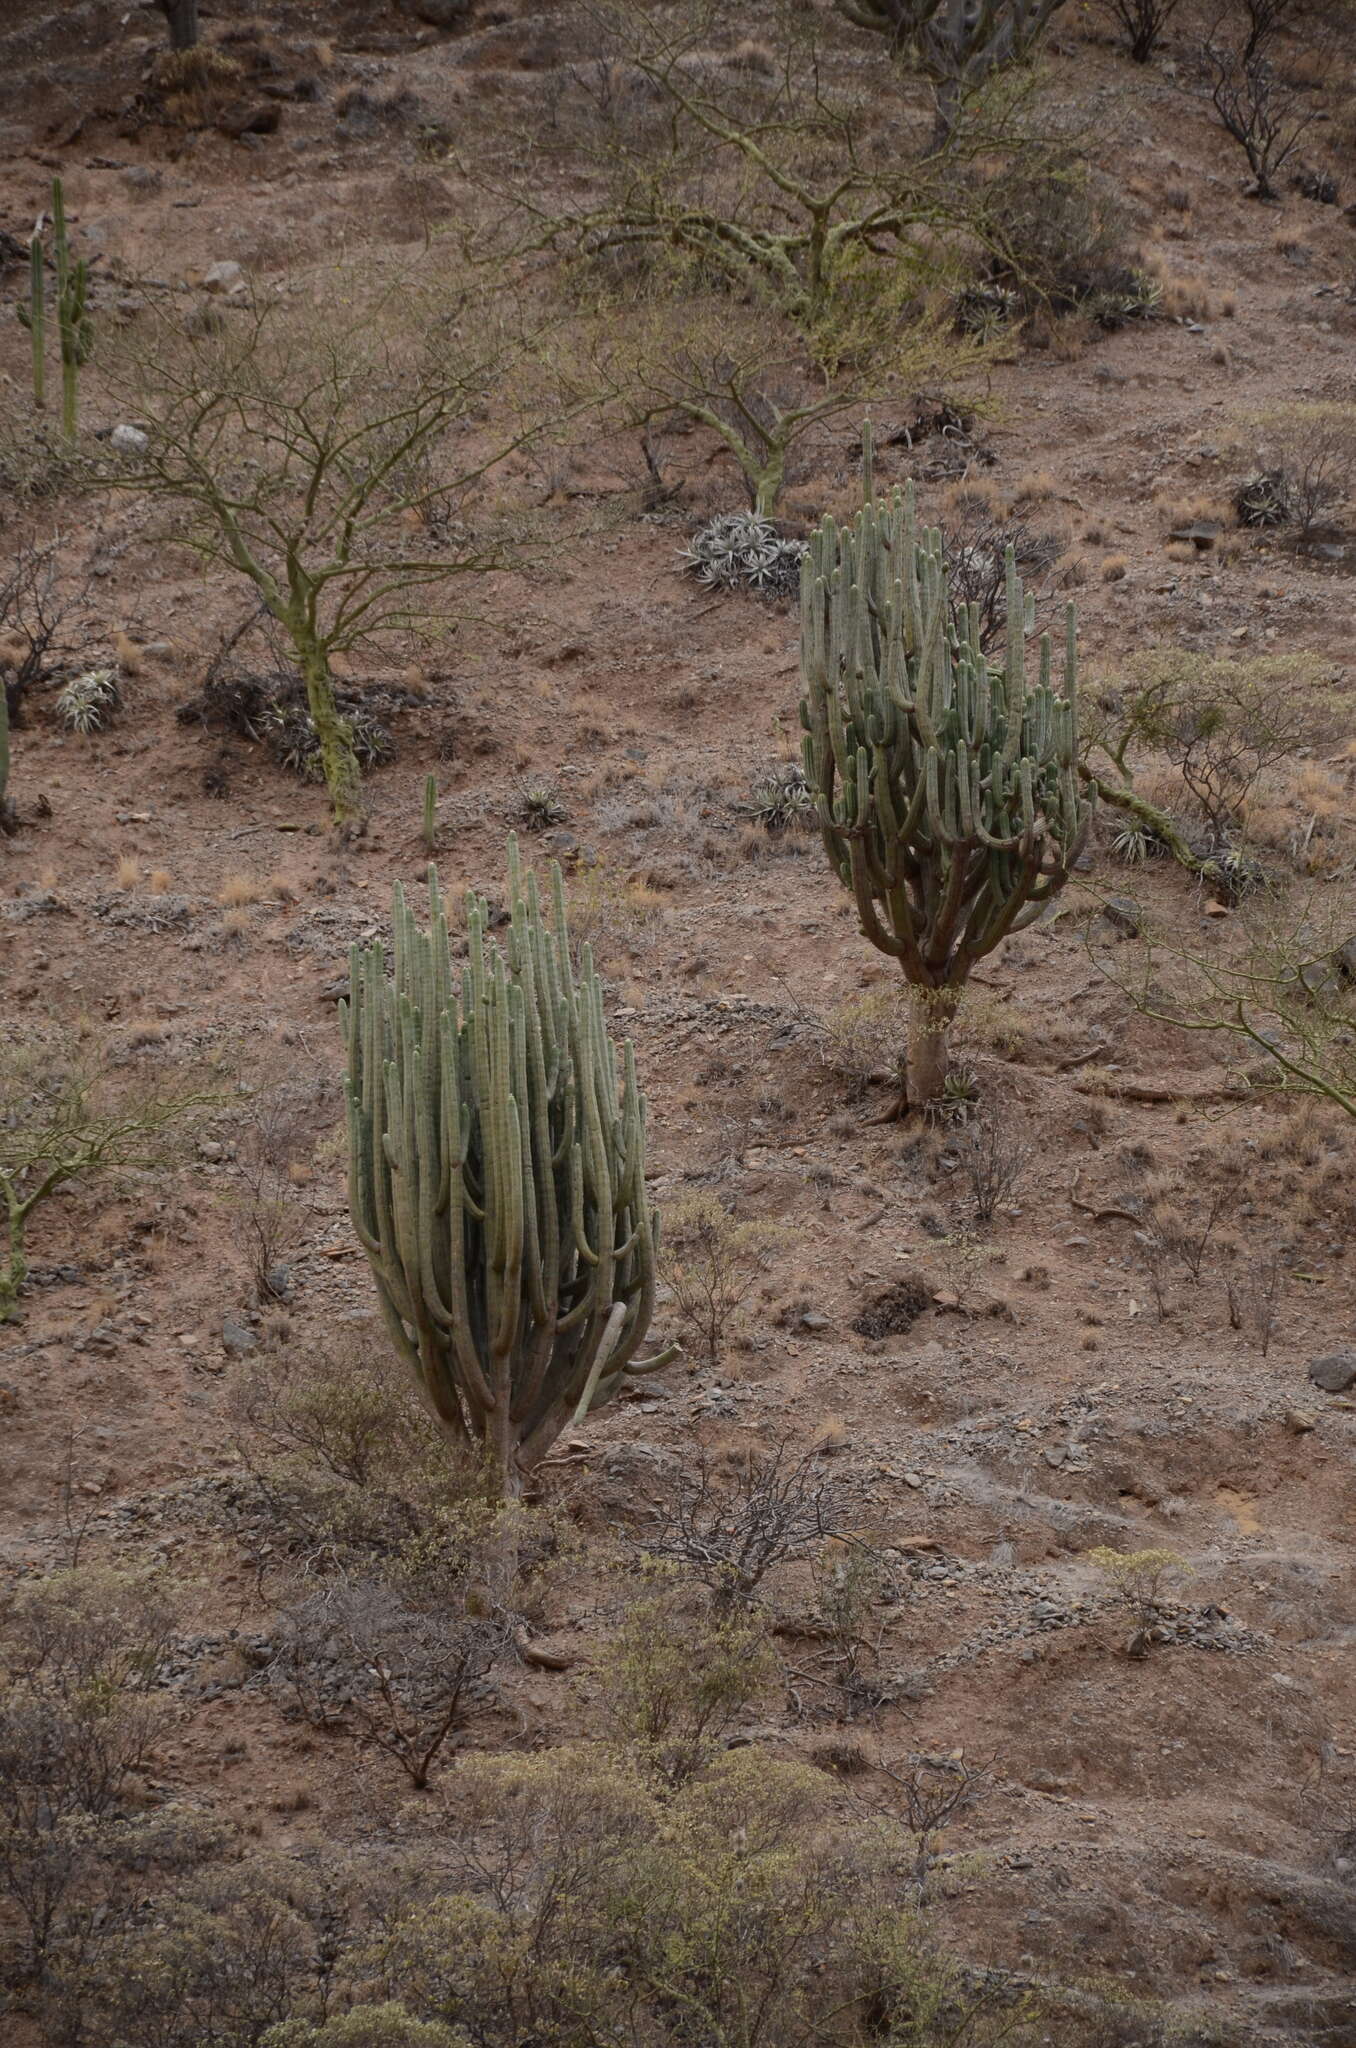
50 180 92 443
422 772 438 855
800 429 1091 1110
16 234 45 410
342 837 676 1499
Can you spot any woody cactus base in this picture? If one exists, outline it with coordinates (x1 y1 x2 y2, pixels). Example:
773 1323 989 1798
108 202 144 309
343 839 675 1497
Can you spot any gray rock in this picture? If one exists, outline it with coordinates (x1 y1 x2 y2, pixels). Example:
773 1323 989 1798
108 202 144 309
1102 896 1143 939
201 259 245 295
221 1320 258 1358
1308 1351 1356 1394
110 423 149 455
800 1310 831 1331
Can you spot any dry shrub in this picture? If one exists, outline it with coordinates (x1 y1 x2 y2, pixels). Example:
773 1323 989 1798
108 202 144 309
954 1116 1033 1222
595 1594 777 1782
0 1566 182 1982
1108 648 1336 844
639 1441 852 1607
273 1571 508 1790
231 1332 491 1570
817 988 909 1100
1089 1546 1191 1651
980 158 1156 328
658 1194 786 1367
1235 402 1356 537
229 1064 339 1302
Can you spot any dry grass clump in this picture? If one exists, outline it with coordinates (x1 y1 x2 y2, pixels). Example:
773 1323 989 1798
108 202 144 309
148 867 173 895
1151 489 1235 535
217 873 261 908
1010 468 1057 505
1139 254 1236 323
1100 554 1128 581
221 906 253 940
115 854 140 890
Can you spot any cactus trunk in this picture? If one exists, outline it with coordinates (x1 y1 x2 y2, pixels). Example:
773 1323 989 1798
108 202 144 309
25 237 44 409
905 986 958 1112
49 180 92 444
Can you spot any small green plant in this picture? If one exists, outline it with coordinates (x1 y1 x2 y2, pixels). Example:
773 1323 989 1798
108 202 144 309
680 513 807 599
421 772 438 854
517 780 567 831
0 1037 214 1319
1089 1545 1191 1651
595 1595 777 1783
745 762 816 834
56 666 120 735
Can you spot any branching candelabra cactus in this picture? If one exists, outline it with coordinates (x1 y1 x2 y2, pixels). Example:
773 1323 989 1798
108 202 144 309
837 0 1068 142
343 839 675 1497
17 182 92 440
800 441 1090 1109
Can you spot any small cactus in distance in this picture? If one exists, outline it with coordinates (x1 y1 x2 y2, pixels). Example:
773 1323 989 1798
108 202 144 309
53 180 93 442
16 233 45 410
422 772 438 854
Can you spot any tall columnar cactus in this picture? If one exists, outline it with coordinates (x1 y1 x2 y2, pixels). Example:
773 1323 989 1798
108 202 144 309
16 233 45 410
51 180 92 443
343 838 675 1497
800 447 1091 1110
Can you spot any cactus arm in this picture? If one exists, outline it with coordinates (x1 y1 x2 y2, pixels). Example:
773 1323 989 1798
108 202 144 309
17 235 45 410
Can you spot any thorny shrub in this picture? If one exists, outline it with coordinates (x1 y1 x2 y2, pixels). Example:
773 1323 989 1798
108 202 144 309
593 1592 778 1783
640 1440 853 1608
658 1193 786 1368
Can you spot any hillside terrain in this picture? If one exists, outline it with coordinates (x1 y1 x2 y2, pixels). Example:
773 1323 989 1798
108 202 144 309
1 2 1355 2045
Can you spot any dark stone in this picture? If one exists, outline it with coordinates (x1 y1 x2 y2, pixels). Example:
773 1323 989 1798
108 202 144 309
1102 896 1143 939
1308 1351 1356 1394
402 0 472 24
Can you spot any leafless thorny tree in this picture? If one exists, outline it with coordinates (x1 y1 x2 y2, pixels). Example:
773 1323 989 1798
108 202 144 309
642 1440 853 1606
